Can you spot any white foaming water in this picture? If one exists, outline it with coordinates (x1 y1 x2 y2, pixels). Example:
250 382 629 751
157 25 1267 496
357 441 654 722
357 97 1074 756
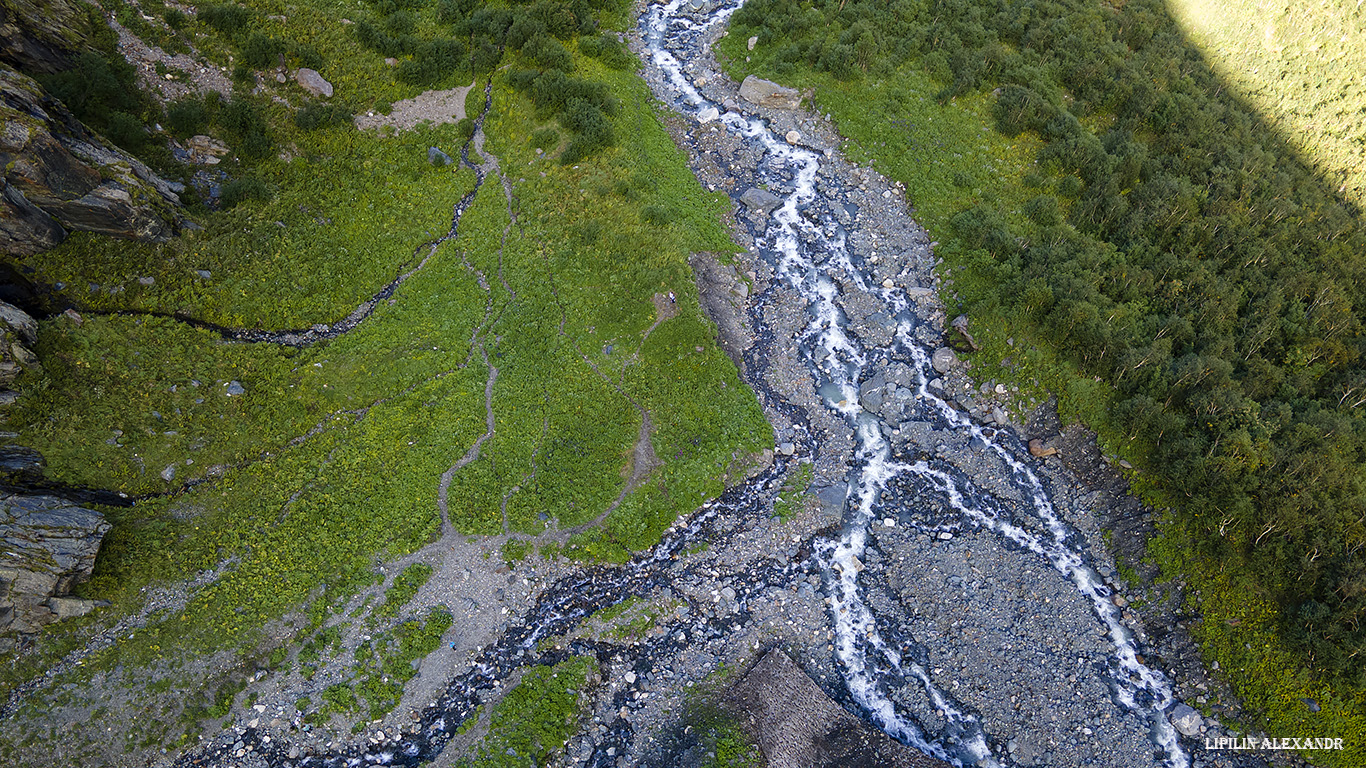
642 1 1189 766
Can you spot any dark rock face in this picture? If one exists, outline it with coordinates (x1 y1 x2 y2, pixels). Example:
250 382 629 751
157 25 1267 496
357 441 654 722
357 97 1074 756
724 649 950 768
0 493 110 634
0 65 183 255
0 0 97 74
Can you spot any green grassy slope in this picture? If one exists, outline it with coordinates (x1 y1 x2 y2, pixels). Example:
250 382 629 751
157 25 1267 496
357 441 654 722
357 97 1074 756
0 0 768 761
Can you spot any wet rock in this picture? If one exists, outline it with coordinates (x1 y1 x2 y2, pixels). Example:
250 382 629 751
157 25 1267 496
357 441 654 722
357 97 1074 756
1028 438 1059 458
696 106 718 124
739 187 781 215
1169 703 1202 737
724 649 949 767
295 68 333 98
931 347 957 374
813 483 846 515
858 371 886 413
738 75 800 110
0 493 109 633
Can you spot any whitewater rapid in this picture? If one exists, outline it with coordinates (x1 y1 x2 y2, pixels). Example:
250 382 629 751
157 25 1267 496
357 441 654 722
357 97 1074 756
641 1 1191 765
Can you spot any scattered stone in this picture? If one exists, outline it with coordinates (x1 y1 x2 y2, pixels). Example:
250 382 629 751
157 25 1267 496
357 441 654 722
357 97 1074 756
739 187 781 215
931 347 957 374
47 595 100 619
784 129 800 144
137 276 154 286
778 441 795 456
991 406 1007 425
1028 438 1059 458
225 380 246 396
738 75 801 110
160 464 176 481
747 35 758 51
185 134 230 164
1301 697 1321 713
1169 703 1202 737
950 314 980 350
295 68 333 98
61 308 83 325
697 106 719 124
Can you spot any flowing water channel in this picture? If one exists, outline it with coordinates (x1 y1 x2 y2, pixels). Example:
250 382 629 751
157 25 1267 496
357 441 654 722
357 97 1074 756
177 1 1196 765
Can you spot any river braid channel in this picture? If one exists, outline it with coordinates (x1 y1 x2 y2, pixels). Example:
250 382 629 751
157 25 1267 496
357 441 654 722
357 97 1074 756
167 1 1240 767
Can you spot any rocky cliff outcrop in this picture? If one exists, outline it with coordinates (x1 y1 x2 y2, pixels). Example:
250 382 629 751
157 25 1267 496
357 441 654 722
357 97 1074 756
0 493 109 635
0 0 97 74
1 64 183 255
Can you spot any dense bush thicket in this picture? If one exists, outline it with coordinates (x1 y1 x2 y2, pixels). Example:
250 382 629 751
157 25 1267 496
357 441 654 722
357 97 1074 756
38 51 151 152
351 0 626 160
731 0 1366 684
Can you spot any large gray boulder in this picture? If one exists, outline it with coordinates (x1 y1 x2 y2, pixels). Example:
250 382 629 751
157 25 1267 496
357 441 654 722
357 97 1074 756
0 493 110 634
295 67 333 98
0 65 183 255
724 649 950 767
1168 703 1203 737
738 75 801 110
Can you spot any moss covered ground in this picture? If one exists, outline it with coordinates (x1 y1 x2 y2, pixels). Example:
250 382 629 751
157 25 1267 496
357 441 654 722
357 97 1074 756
0 0 768 762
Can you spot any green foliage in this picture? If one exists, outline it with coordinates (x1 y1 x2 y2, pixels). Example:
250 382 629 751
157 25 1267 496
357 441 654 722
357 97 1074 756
726 0 1366 757
198 4 251 37
38 51 148 135
242 33 286 69
350 609 452 719
165 95 216 137
530 126 559 149
501 539 532 565
396 38 467 86
294 102 354 131
377 563 433 618
461 657 592 767
218 99 274 160
0 3 766 759
219 178 272 209
578 34 633 70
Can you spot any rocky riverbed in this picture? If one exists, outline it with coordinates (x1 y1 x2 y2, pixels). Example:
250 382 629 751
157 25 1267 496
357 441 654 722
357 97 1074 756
17 2 1300 767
